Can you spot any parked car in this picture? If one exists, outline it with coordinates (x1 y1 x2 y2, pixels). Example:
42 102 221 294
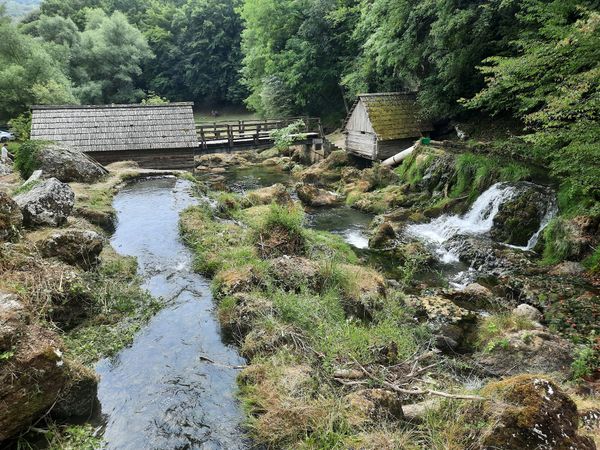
0 130 14 142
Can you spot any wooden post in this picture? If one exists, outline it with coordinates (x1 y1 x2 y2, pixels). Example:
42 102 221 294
227 124 233 150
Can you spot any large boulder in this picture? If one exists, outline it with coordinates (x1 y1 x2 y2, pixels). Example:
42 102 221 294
35 143 107 183
0 192 23 241
478 375 595 450
491 182 555 247
39 229 104 270
14 178 74 227
296 183 342 207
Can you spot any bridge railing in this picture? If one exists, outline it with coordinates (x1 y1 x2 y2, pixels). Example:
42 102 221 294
196 117 322 150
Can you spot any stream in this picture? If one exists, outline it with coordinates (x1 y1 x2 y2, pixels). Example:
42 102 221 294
95 177 248 450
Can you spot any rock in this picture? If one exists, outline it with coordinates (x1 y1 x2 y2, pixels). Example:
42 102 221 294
23 169 43 185
0 291 27 351
345 389 403 426
513 303 542 322
73 206 116 232
491 182 555 247
550 261 586 276
294 150 348 185
0 161 13 175
296 183 341 207
369 222 396 249
246 183 291 206
39 229 104 270
402 399 439 423
463 283 493 299
52 366 98 419
268 256 321 291
14 178 75 227
0 192 23 241
479 375 595 450
35 143 107 183
0 326 69 441
413 295 476 325
474 329 573 378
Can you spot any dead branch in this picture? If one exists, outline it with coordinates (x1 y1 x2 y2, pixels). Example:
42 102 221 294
351 356 487 402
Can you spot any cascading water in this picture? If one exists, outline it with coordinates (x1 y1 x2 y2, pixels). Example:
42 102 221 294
406 182 556 265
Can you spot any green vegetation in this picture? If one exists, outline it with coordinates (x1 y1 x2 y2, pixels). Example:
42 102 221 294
181 198 431 447
13 140 47 179
63 252 161 365
473 313 536 351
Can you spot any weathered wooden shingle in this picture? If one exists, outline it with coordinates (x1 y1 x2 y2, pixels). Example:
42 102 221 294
343 93 432 141
30 103 198 152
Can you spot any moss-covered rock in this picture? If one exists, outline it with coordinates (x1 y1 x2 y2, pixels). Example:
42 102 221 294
492 183 554 246
296 183 342 207
479 375 595 450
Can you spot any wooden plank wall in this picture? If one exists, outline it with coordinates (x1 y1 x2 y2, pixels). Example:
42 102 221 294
87 148 194 170
345 131 377 159
345 101 375 134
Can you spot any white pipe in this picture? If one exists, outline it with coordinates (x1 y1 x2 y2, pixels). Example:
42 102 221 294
381 141 419 167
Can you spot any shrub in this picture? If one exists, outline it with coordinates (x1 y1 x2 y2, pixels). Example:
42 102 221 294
13 140 47 179
8 112 32 140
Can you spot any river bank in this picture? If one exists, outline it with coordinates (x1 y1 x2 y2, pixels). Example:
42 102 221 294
0 156 188 447
181 144 600 448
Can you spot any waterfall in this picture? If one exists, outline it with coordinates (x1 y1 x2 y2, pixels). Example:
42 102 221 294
406 182 556 263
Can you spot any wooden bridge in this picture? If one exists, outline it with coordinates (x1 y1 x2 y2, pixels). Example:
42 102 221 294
196 117 323 153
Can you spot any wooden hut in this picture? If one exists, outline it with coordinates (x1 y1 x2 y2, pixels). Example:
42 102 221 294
30 103 198 169
342 92 432 160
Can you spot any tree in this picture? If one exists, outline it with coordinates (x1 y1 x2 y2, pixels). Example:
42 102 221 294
70 9 154 104
466 0 600 213
0 20 77 120
342 0 523 121
240 0 349 118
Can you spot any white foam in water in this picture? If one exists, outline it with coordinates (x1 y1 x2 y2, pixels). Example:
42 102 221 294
407 183 518 262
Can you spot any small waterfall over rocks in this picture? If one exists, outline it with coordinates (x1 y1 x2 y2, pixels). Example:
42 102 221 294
406 182 556 265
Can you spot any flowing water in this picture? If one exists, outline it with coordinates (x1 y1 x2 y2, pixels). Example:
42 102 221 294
406 182 556 263
95 177 248 450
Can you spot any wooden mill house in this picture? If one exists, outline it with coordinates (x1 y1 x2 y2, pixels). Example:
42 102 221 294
30 103 198 169
343 92 432 160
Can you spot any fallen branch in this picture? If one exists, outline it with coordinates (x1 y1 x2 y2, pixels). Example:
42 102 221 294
351 356 487 402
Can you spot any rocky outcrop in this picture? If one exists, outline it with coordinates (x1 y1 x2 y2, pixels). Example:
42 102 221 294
14 178 74 227
39 229 104 270
295 184 341 207
491 183 555 246
478 375 595 449
0 192 23 241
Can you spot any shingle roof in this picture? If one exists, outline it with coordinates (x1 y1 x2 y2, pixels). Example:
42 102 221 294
344 92 432 141
30 103 198 152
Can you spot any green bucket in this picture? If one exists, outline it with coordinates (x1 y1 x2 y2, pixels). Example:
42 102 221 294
420 137 431 145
